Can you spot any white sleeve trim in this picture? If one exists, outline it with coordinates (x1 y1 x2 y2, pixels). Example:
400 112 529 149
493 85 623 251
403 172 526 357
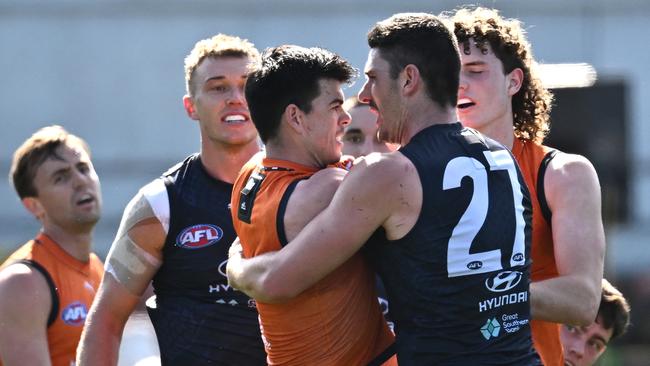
141 179 170 235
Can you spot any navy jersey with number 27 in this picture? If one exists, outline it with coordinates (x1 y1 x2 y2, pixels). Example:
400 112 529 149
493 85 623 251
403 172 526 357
368 123 540 365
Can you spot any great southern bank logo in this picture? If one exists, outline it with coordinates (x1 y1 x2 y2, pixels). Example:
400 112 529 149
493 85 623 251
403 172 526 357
480 318 501 340
61 301 88 326
176 224 223 249
485 270 523 293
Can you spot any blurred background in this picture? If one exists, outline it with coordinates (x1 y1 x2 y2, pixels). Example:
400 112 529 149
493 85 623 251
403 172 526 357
0 0 648 365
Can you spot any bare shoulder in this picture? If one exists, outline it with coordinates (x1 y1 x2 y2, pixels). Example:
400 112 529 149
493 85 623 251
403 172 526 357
0 263 51 314
305 166 347 191
291 166 347 202
350 151 414 181
283 167 348 241
545 152 600 193
343 151 417 196
119 189 166 253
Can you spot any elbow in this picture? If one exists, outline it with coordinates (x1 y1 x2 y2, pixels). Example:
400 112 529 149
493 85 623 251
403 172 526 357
582 286 602 325
569 285 602 326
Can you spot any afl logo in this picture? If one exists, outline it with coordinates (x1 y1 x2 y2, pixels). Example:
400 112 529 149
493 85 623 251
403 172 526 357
61 301 88 326
511 253 524 262
176 224 223 249
485 271 523 293
467 261 483 270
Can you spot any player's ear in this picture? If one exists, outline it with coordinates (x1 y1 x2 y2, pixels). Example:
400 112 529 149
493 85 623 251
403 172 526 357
507 68 524 96
402 64 420 96
284 104 306 135
183 95 199 121
22 197 45 221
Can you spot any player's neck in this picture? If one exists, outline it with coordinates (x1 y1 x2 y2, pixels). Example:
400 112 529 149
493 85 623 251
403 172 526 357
200 138 260 184
264 139 325 169
40 224 93 262
478 115 515 149
400 102 458 146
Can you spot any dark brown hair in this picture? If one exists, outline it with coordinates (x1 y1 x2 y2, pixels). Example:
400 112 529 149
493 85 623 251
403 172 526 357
598 279 631 340
452 7 553 143
368 12 460 109
10 125 90 199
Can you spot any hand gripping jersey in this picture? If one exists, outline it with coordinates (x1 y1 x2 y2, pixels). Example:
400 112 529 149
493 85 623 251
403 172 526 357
232 157 395 366
144 154 265 365
367 123 540 365
0 233 102 366
512 138 563 366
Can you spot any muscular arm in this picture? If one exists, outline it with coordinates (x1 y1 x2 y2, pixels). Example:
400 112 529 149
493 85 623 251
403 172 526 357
228 154 417 301
77 193 165 366
530 153 605 325
0 264 52 366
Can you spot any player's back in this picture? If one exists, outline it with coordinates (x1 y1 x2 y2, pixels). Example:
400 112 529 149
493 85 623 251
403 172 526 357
232 157 394 366
368 122 539 365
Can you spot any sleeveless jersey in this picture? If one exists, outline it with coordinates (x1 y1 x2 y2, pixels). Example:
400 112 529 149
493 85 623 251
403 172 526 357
232 157 395 366
512 138 563 366
0 233 102 366
146 154 266 365
367 123 539 365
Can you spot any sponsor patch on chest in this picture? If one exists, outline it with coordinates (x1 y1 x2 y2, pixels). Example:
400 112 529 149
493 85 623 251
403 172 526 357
61 301 88 326
175 224 223 249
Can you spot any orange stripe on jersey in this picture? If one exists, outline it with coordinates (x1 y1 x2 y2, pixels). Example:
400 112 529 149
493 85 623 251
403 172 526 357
232 157 394 366
512 139 563 366
0 233 103 366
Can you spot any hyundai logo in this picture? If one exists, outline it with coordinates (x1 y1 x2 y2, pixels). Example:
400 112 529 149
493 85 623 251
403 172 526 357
218 259 228 277
485 271 523 293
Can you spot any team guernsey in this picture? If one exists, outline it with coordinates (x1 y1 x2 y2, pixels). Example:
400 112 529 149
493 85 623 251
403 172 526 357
512 138 563 366
232 156 395 366
367 123 540 365
144 154 266 365
0 233 102 366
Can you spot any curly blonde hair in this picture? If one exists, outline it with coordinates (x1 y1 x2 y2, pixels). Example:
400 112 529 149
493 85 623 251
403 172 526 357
451 7 553 143
184 34 260 96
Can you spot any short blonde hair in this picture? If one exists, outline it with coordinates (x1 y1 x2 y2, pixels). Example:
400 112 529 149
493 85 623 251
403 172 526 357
184 34 260 96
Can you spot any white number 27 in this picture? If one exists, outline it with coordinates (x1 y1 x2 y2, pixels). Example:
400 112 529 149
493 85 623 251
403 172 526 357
443 150 526 278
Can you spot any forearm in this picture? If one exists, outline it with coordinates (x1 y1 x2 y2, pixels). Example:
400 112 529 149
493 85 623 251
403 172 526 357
76 315 124 366
530 274 601 325
77 275 140 366
0 343 51 366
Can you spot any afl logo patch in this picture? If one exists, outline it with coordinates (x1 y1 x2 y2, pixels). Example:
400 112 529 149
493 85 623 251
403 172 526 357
61 301 88 326
176 224 223 249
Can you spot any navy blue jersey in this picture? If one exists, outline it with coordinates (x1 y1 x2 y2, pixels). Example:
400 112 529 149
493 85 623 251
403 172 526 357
147 154 265 365
367 123 539 365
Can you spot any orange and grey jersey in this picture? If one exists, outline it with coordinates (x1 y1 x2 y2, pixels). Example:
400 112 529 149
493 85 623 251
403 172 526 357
512 138 563 366
0 233 102 366
232 157 395 366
